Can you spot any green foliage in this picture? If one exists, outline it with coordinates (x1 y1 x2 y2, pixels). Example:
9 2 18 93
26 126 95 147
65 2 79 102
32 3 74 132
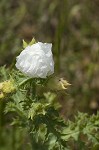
62 112 99 149
0 0 99 149
1 69 99 149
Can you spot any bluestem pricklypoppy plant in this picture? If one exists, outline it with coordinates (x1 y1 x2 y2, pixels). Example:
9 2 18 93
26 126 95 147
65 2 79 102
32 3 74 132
0 39 99 150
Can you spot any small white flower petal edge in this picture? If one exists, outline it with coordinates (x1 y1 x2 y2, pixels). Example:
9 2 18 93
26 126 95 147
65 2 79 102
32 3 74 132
15 42 54 78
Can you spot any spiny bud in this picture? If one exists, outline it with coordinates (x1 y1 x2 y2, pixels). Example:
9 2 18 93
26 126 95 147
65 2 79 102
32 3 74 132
2 80 16 94
0 83 4 100
0 79 16 100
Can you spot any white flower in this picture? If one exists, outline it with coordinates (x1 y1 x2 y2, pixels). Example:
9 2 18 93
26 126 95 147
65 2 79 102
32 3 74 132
15 42 54 78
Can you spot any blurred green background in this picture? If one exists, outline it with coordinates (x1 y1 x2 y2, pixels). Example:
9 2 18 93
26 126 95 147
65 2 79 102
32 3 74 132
0 0 99 149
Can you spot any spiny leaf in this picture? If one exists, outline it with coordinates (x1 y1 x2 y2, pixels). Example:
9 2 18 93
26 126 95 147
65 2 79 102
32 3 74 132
5 101 16 113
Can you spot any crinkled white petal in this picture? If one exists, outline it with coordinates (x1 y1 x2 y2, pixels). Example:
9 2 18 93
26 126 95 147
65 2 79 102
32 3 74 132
15 42 54 78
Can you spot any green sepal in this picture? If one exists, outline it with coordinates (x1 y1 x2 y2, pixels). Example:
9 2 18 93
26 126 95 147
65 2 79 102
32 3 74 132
22 39 28 48
29 38 36 45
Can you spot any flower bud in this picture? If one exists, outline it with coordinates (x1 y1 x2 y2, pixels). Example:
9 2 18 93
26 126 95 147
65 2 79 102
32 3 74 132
2 80 16 94
59 78 71 89
47 77 71 91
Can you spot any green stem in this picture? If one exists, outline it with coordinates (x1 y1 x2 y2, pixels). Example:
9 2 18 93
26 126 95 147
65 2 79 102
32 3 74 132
29 132 35 150
19 78 32 87
77 138 85 150
19 78 37 149
28 122 37 150
19 78 37 99
29 81 37 149
12 126 16 150
31 81 36 99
